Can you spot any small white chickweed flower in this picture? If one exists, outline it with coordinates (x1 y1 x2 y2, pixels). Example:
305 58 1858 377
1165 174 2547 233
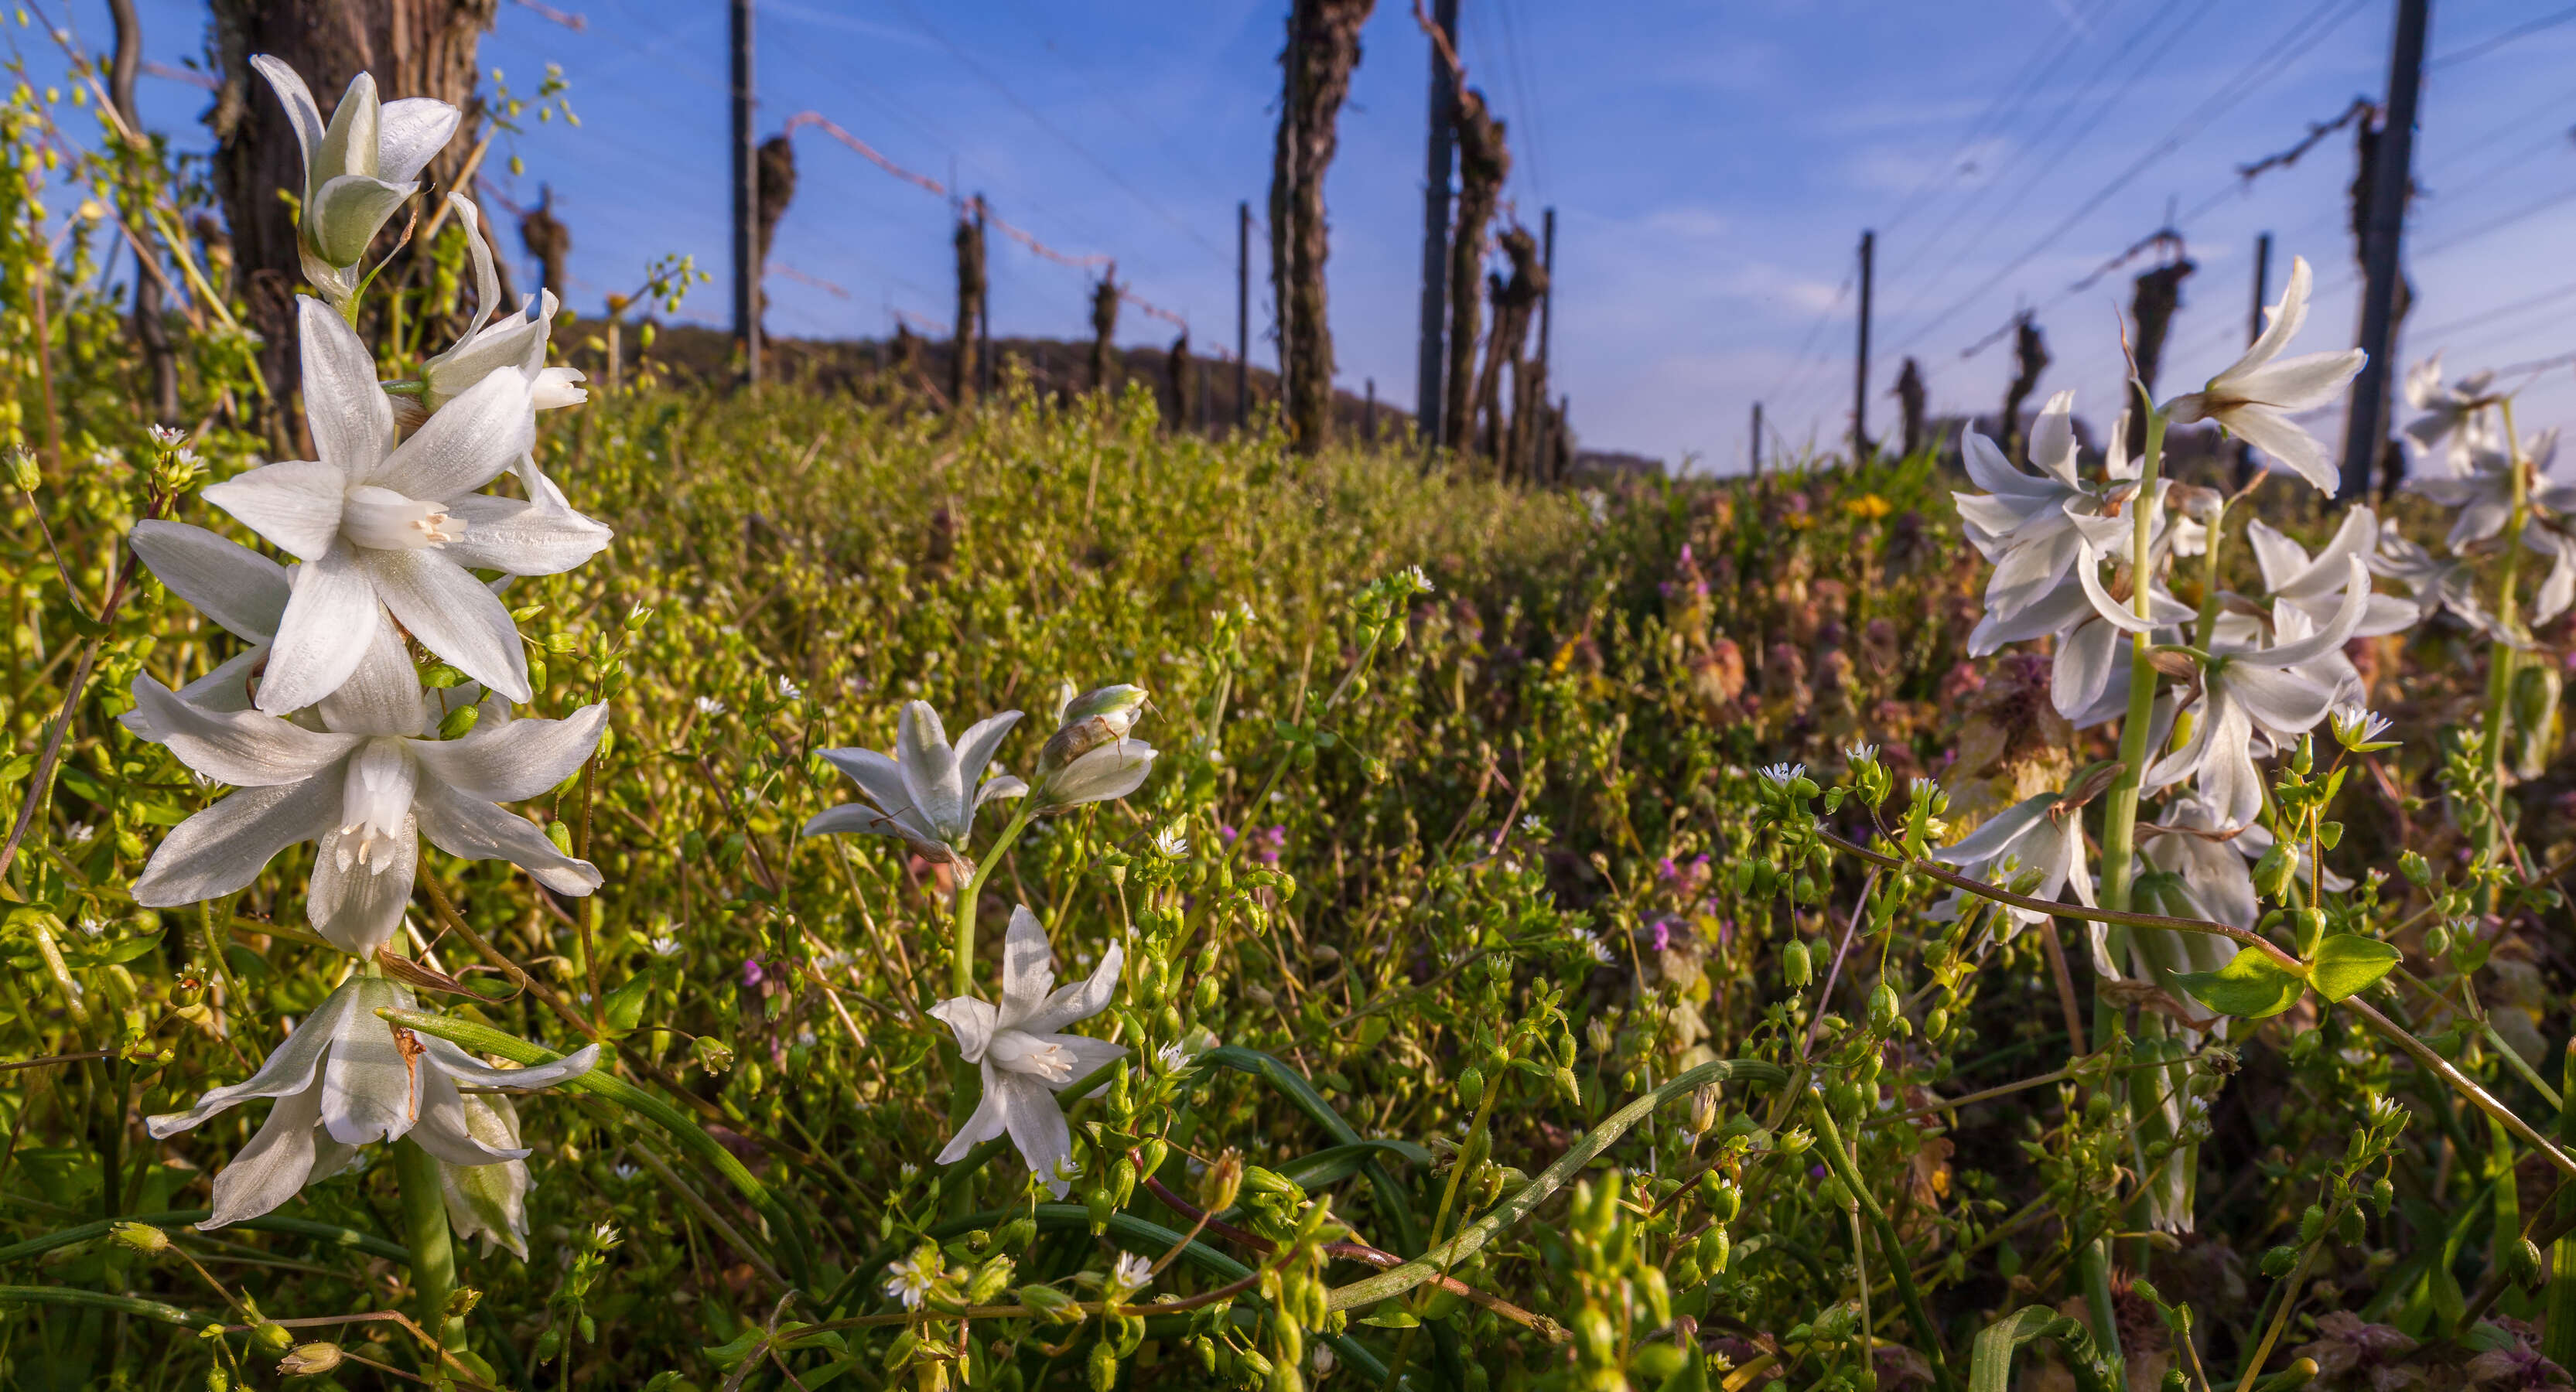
694 696 727 717
1152 826 1190 858
2328 702 2397 752
1757 762 1806 786
1111 1251 1154 1292
883 1252 938 1310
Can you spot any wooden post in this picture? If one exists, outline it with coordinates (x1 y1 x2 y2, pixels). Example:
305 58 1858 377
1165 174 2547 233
1273 0 1375 455
2239 231 2270 486
729 0 759 386
1852 228 1874 463
1364 377 1377 440
977 195 994 401
1236 200 1252 428
2339 0 2429 498
1751 401 1764 476
1537 205 1556 377
1415 0 1461 448
106 0 176 424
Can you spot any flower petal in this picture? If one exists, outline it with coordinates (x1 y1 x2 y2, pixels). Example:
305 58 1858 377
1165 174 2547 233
2228 349 2366 413
201 459 347 562
997 1070 1075 1197
146 981 359 1137
2249 556 2369 667
314 70 380 180
2243 518 2310 597
2072 549 2163 635
896 702 966 841
306 172 415 267
197 1083 330 1230
411 701 606 803
130 520 290 640
375 98 460 186
176 646 269 714
2236 254 2313 376
2029 390 2079 486
356 548 530 702
1033 1034 1127 1091
2052 618 2122 720
125 676 362 786
307 818 419 957
996 905 1057 1025
132 779 340 908
249 56 326 193
319 977 421 1146
439 494 613 575
951 711 1025 790
1037 741 1155 810
928 998 998 1064
312 612 429 737
257 544 383 713
2224 664 2337 735
934 1061 1010 1163
2226 404 2339 494
1022 940 1122 1036
412 781 602 894
365 365 534 501
407 1069 526 1165
417 1035 599 1091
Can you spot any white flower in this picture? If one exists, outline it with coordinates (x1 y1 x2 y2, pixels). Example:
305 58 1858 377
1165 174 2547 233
2243 509 2417 640
1929 791 2096 936
777 675 804 702
646 934 682 958
2139 557 2372 828
1403 564 1437 593
1952 392 2131 621
804 701 1026 864
1757 763 1806 786
1152 826 1190 859
64 822 95 846
145 974 596 1230
2370 521 2497 633
883 1251 938 1310
928 906 1126 1197
2328 702 2394 750
123 664 606 958
694 696 727 717
1843 742 1879 763
2161 256 2366 493
2401 354 2496 454
1110 1251 1154 1294
421 195 587 417
149 424 190 449
439 1090 535 1258
200 299 611 711
1519 814 1543 835
128 520 414 715
1031 684 1156 813
251 55 460 302
1571 927 1615 966
2406 428 2562 553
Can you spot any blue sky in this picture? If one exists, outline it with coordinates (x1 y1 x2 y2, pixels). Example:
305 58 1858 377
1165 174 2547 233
36 0 2576 472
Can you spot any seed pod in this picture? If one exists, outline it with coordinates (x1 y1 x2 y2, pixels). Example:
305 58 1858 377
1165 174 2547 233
276 1343 344 1376
1699 1226 1731 1274
1782 940 1812 988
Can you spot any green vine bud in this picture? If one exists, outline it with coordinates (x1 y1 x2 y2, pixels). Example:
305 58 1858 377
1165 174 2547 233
1782 940 1812 988
1457 1065 1484 1101
110 1220 170 1255
276 1343 344 1376
436 701 480 741
2423 923 2452 958
2253 843 2295 900
2398 850 2431 887
2261 1244 2300 1278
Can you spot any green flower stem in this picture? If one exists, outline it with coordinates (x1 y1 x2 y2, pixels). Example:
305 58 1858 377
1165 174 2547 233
1812 1097 1961 1392
2078 393 2167 1390
391 1138 461 1349
2478 397 2530 902
952 803 1037 1000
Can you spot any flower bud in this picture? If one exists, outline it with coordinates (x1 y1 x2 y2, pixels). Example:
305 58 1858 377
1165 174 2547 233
1040 686 1148 773
1198 1148 1245 1213
1782 939 1812 988
111 1220 171 1255
8 445 39 493
277 1343 344 1376
1687 1084 1720 1138
1020 1284 1082 1325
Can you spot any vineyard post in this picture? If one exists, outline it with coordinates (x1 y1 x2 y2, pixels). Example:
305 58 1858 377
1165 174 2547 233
1415 0 1461 449
2338 0 2429 498
1853 227 1874 464
729 0 759 387
977 194 994 401
2238 230 2271 487
1538 205 1556 379
1237 200 1252 429
1751 401 1764 476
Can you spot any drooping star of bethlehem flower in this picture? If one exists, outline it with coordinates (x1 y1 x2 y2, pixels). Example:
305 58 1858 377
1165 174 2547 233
2403 428 2561 552
929 906 1125 1196
424 195 589 418
145 974 596 1229
2161 256 2366 493
200 297 610 711
2400 354 2496 455
804 701 1025 864
2132 556 2373 828
1951 391 2136 625
251 55 460 306
1029 684 1157 812
124 657 605 957
440 1091 537 1257
1929 790 2096 932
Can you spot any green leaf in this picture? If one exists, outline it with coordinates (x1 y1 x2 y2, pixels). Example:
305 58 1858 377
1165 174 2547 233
1968 1307 2115 1392
601 971 654 1032
1360 1309 1420 1329
2310 933 2400 1002
1272 1140 1435 1192
2174 948 2307 1019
